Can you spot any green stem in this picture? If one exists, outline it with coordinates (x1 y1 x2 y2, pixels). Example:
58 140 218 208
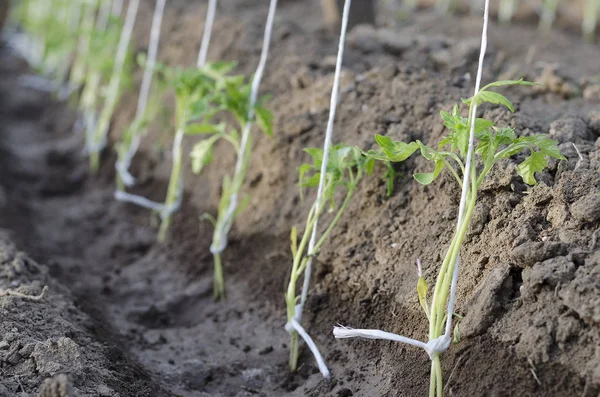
434 355 443 397
213 252 225 300
313 186 355 258
289 329 299 371
429 359 437 397
157 125 185 242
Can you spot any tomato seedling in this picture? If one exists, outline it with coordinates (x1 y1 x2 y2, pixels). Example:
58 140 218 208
195 72 273 300
286 145 375 372
337 79 564 397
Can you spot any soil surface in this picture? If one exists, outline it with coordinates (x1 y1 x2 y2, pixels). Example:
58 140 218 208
1 1 600 396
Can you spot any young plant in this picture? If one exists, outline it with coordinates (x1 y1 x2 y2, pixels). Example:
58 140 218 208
353 80 564 396
147 62 236 242
195 74 273 300
286 145 374 372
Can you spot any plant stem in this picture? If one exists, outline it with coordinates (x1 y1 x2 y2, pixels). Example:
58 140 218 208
289 328 299 371
434 355 443 397
314 186 355 252
157 125 184 242
213 252 225 300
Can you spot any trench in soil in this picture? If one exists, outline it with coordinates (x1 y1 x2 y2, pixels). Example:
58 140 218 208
1 1 600 396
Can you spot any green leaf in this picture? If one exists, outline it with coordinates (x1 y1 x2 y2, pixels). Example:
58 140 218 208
417 276 429 320
474 118 495 132
529 135 566 160
255 105 274 136
185 123 224 135
304 148 324 168
517 151 547 185
373 135 419 162
477 91 515 112
481 78 536 90
414 159 445 185
190 139 216 174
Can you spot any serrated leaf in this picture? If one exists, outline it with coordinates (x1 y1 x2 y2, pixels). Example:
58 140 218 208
374 134 420 162
529 135 565 159
304 148 323 168
517 151 547 185
477 91 515 112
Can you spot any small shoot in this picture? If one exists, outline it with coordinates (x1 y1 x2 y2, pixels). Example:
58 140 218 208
286 145 373 372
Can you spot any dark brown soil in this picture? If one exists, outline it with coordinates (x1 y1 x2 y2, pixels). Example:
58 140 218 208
1 1 599 396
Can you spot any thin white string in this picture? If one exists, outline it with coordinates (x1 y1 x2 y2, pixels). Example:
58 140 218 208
87 0 140 154
334 0 490 359
283 0 351 380
114 183 183 220
298 0 351 319
443 0 489 340
209 0 277 255
197 0 217 68
115 0 167 187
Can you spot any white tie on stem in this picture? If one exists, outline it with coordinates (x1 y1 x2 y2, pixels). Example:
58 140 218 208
333 0 490 360
115 0 167 187
115 0 218 215
209 0 278 256
285 0 352 379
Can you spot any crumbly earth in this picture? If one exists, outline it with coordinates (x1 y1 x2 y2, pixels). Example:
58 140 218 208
0 1 599 396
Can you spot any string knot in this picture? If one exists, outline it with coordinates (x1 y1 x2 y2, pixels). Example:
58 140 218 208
424 335 451 359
